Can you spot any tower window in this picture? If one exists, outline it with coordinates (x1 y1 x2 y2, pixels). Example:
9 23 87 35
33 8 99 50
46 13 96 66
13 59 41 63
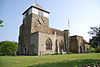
38 10 43 16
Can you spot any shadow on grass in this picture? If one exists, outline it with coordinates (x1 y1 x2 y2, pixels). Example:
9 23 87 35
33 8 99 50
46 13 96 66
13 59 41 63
28 59 100 67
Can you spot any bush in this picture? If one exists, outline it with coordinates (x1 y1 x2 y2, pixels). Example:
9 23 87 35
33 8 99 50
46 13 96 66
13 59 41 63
0 41 18 56
95 47 100 53
89 46 95 52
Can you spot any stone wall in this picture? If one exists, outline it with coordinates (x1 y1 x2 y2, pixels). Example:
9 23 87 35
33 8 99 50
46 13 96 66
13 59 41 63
31 13 49 33
69 36 79 53
69 35 89 53
18 14 32 55
38 32 64 55
30 32 39 55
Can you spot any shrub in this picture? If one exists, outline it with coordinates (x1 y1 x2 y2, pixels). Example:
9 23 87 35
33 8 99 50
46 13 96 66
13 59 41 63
95 47 100 53
89 46 95 52
0 41 18 56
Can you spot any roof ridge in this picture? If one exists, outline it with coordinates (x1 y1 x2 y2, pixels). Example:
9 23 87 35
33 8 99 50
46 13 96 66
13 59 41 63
49 27 63 32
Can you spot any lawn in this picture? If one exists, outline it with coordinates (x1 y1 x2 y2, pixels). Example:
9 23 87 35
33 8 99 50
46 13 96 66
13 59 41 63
0 53 100 67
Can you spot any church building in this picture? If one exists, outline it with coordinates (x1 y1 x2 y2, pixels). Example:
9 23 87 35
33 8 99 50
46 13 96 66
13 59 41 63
18 4 89 56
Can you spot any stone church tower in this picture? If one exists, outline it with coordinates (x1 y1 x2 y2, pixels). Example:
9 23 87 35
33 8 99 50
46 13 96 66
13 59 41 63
19 4 89 56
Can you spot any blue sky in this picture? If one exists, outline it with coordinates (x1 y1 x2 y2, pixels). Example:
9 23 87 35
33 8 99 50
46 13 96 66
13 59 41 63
0 0 100 42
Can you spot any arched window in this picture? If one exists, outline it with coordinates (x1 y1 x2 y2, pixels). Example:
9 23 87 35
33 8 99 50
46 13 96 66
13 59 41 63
46 38 52 50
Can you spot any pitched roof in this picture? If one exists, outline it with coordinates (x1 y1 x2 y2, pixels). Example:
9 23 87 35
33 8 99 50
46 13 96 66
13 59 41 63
22 4 50 15
83 39 88 44
70 35 89 44
48 28 64 36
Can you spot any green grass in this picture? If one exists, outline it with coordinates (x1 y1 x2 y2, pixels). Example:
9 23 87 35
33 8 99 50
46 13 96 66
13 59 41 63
0 53 100 67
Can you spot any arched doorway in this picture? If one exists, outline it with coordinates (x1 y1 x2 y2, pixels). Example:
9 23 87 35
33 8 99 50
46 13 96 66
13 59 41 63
80 46 83 53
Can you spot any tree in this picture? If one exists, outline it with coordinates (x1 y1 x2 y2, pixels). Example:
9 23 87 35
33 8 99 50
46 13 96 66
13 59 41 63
88 25 100 48
0 41 18 56
0 19 4 27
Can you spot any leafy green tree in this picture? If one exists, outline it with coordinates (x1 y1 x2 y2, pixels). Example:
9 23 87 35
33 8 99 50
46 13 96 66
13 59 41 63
0 41 18 56
88 25 100 48
0 19 4 27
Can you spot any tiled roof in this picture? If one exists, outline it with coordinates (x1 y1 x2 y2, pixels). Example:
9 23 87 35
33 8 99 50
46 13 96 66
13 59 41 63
70 35 88 44
83 39 88 44
48 28 64 36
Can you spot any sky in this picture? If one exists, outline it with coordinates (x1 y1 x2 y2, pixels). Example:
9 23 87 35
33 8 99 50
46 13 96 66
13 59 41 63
0 0 100 42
